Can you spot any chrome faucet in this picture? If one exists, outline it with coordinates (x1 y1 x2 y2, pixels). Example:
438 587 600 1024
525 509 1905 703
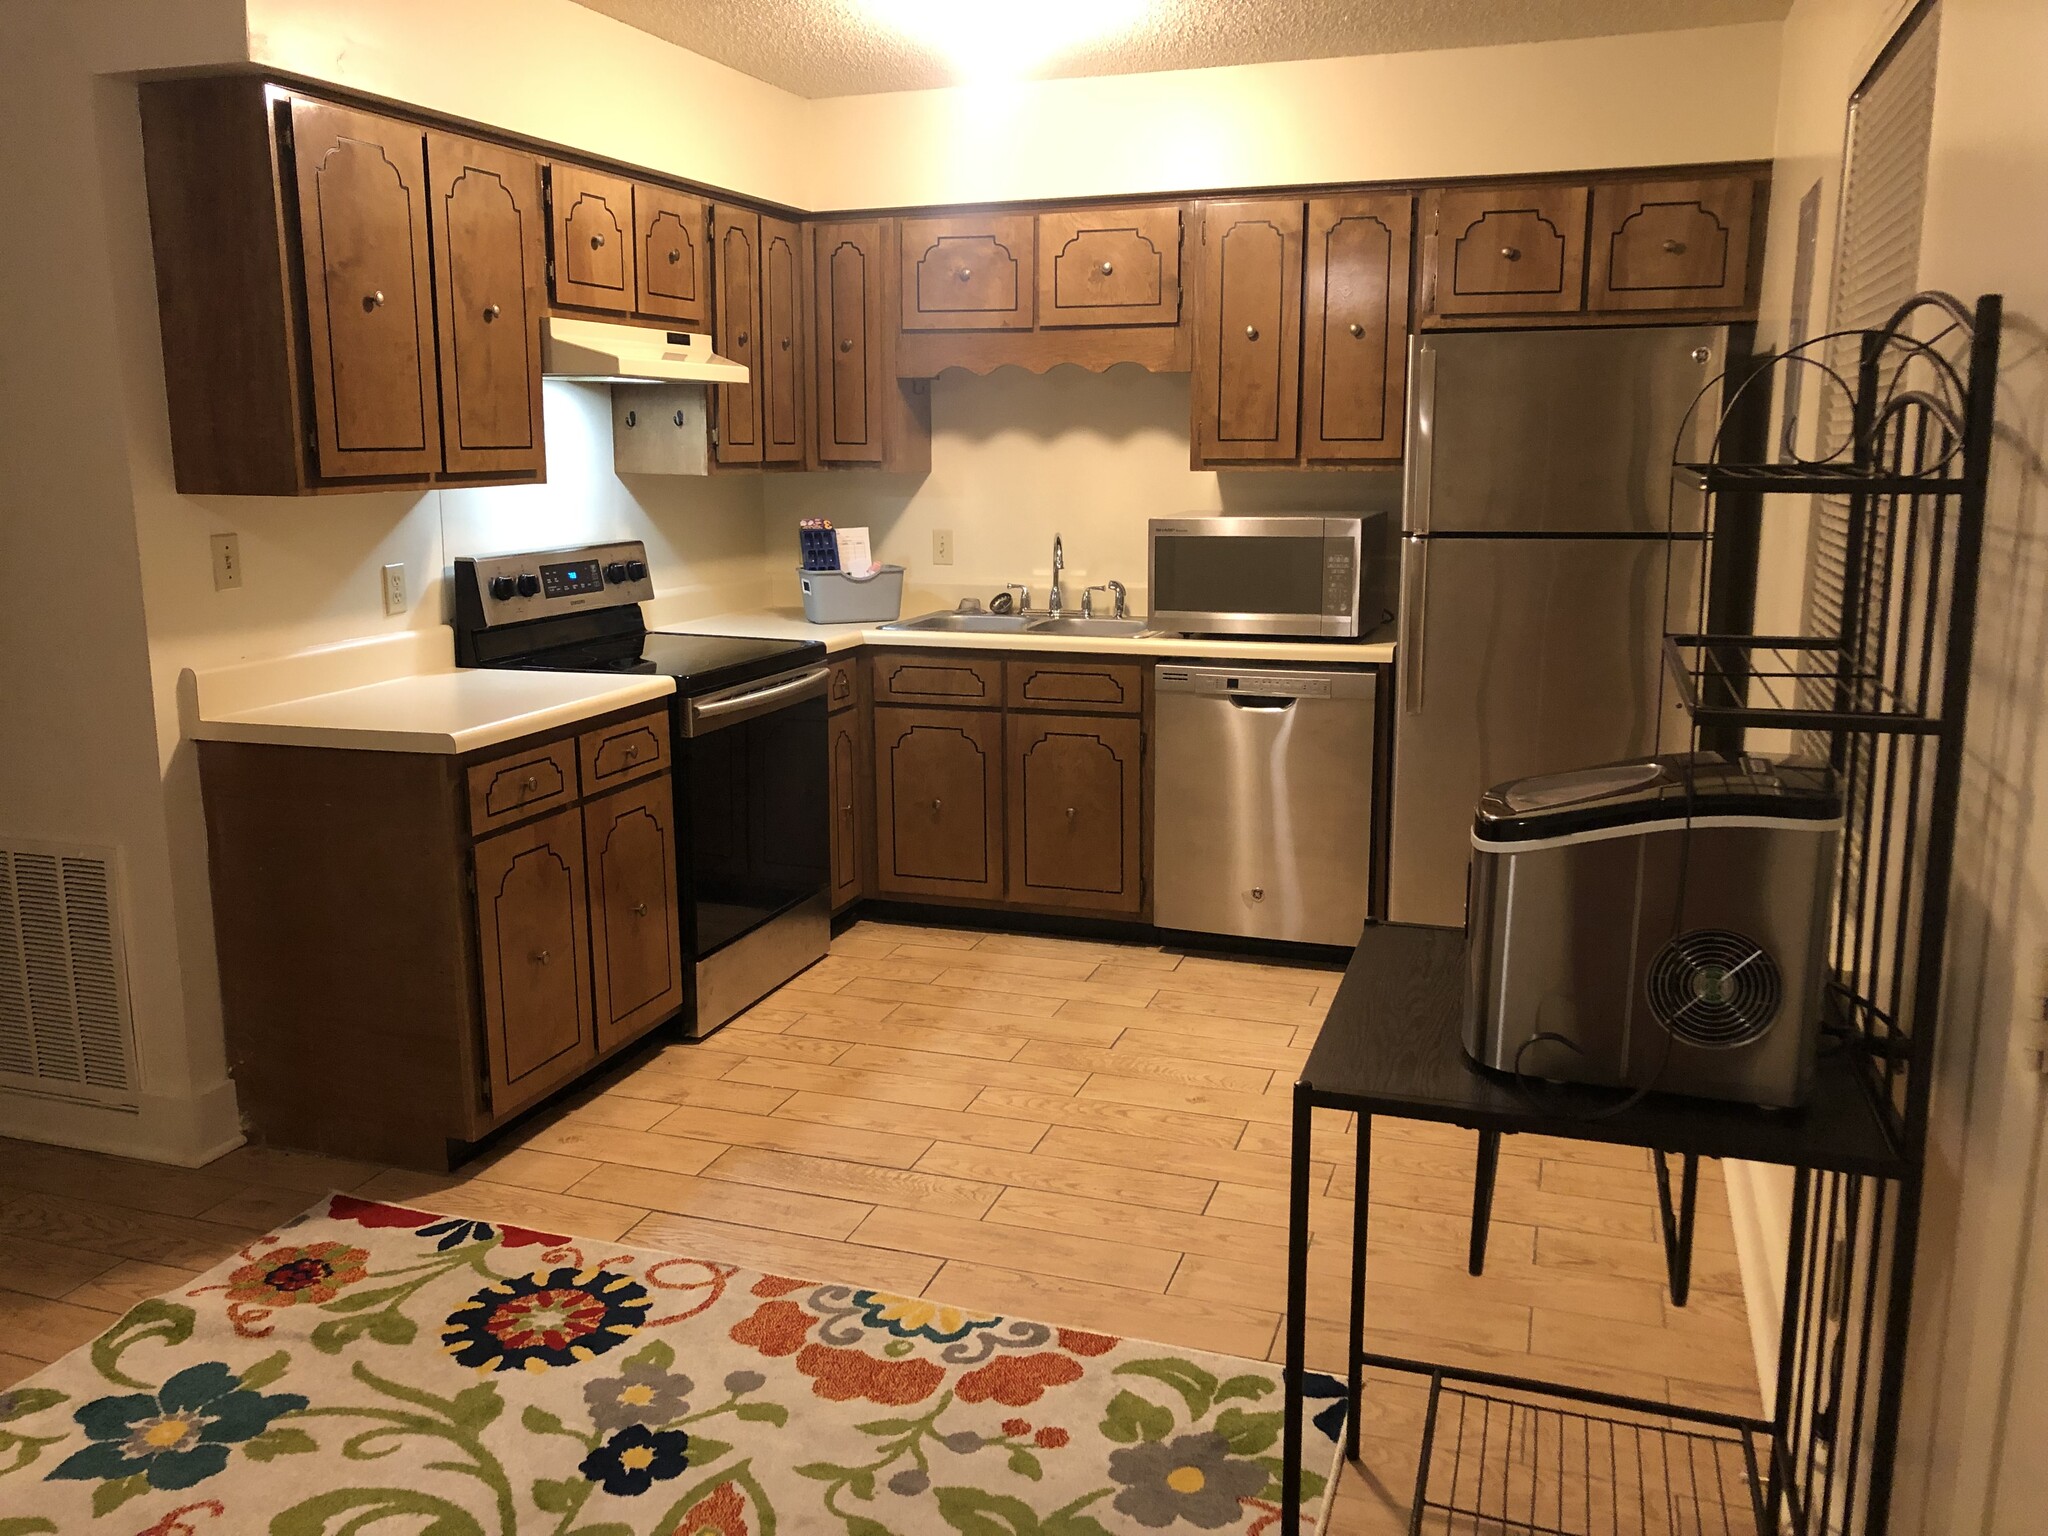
1049 533 1065 615
1081 579 1131 620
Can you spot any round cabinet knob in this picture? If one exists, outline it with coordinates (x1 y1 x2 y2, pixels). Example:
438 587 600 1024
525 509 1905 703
1251 887 1266 902
591 233 607 249
604 561 628 583
1065 806 1077 823
932 798 943 814
1692 346 1713 365
1348 322 1365 338
532 948 551 966
623 743 640 760
839 338 854 353
482 303 500 322
520 775 538 794
488 574 518 600
632 901 648 918
625 559 647 580
364 290 385 310
1099 260 1114 276
736 331 749 347
957 266 973 281
779 336 791 351
515 572 541 597
667 247 681 264
1499 245 1521 262
1663 238 1687 254
1245 325 1259 341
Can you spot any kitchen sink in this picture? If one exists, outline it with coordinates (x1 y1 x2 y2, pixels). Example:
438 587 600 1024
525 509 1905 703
1024 616 1147 637
879 612 1037 633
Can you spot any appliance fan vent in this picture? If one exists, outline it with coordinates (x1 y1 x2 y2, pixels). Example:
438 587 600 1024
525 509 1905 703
1647 929 1782 1049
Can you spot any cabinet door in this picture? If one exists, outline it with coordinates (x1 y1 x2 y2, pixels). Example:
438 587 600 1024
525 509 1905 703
583 776 684 1051
1192 199 1304 463
1424 184 1588 318
713 205 763 465
828 706 872 910
1302 193 1412 463
424 131 546 477
636 183 710 326
472 806 594 1117
901 214 1034 331
873 707 1003 900
812 221 889 463
550 164 635 314
288 98 440 479
1007 714 1142 913
1037 206 1182 327
1588 176 1756 312
760 215 806 464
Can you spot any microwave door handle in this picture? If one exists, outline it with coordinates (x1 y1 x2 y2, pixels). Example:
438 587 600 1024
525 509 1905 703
1400 538 1427 714
1403 338 1436 536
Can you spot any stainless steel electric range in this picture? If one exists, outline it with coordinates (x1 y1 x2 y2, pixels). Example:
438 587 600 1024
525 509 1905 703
453 540 829 1037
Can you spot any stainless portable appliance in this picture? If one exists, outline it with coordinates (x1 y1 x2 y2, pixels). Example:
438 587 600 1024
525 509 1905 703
1147 514 1378 639
1391 325 1736 927
1463 753 1841 1108
1153 664 1378 947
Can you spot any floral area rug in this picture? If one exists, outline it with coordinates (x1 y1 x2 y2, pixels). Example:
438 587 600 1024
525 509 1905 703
0 1194 1348 1534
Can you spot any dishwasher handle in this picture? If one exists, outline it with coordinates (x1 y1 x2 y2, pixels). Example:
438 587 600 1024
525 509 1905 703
1228 694 1298 710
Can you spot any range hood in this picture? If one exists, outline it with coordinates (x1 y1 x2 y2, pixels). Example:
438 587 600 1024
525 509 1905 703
542 317 749 384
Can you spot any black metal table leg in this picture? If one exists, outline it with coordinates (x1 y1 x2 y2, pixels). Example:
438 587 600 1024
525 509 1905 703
1653 1150 1701 1307
1281 1082 1313 1536
1468 1129 1502 1276
1347 1113 1371 1461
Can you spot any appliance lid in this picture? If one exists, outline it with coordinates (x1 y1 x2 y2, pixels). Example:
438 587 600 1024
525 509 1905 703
542 317 749 384
1474 752 1841 842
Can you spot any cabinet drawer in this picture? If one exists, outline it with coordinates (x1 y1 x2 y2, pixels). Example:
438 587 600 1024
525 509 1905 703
901 214 1035 331
827 656 865 714
1588 176 1756 312
1037 206 1182 327
578 710 671 794
467 738 578 834
1425 185 1588 317
1006 659 1143 714
871 653 1004 708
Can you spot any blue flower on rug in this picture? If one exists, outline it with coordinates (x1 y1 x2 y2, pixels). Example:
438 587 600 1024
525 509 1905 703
1303 1372 1349 1442
417 1217 498 1250
442 1268 651 1373
45 1362 306 1492
579 1423 692 1495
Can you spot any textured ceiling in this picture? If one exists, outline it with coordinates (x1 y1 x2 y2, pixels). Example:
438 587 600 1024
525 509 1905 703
568 0 1792 99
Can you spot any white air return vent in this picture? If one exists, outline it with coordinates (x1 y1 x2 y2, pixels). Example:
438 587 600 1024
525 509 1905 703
0 841 138 1104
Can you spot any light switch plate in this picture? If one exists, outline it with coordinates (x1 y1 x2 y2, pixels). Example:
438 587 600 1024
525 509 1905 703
382 562 408 615
210 533 242 591
933 529 954 566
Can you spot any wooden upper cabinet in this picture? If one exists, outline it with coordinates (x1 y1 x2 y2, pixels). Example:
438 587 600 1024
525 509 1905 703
1037 205 1182 327
1588 175 1757 312
1006 714 1143 913
1192 199 1305 463
1302 193 1412 463
549 164 635 314
901 214 1034 331
288 98 441 479
813 219 890 464
472 805 595 1117
759 215 806 463
423 131 546 478
636 184 710 326
713 205 763 465
1424 184 1588 318
582 776 684 1052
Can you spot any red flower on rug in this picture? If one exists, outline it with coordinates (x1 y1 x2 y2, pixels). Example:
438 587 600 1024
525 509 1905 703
329 1195 435 1229
224 1241 369 1308
1058 1327 1119 1356
957 1351 1085 1406
729 1299 812 1358
793 1343 944 1405
669 1479 750 1536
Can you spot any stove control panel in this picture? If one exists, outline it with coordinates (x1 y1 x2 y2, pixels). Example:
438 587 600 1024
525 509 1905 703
455 541 655 629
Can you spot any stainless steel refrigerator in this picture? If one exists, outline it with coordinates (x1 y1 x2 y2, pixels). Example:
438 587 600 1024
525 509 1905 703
1389 325 1730 929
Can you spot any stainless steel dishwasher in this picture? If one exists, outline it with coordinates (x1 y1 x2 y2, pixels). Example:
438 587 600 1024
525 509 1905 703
1153 664 1377 947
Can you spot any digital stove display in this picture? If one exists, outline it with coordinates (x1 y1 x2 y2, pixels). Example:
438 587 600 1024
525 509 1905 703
540 561 605 599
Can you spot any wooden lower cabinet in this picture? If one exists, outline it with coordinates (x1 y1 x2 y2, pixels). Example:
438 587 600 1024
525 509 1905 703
583 777 685 1050
474 805 596 1115
873 707 1005 900
1007 714 1143 912
829 694 873 911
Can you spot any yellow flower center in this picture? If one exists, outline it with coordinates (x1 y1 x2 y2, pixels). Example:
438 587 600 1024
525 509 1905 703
1166 1465 1207 1495
621 1445 655 1471
144 1418 194 1448
620 1384 655 1406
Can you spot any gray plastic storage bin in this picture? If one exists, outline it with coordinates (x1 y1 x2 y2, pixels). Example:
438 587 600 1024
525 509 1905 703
798 564 905 624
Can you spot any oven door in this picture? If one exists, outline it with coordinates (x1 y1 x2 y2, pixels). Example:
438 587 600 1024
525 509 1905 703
677 665 831 1030
1147 516 1361 637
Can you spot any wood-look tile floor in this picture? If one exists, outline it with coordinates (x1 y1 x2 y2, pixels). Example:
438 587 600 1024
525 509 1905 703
0 919 1760 1532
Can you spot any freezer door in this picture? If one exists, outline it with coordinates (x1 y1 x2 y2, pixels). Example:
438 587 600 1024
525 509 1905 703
1389 535 1701 928
1403 327 1725 536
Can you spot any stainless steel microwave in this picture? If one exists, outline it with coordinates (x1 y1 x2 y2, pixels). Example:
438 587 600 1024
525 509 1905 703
1147 515 1373 638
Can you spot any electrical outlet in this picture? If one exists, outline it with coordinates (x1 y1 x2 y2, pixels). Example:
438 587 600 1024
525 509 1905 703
210 533 242 591
933 529 954 566
382 562 408 615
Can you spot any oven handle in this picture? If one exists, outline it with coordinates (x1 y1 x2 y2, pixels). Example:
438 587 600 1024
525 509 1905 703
684 666 830 736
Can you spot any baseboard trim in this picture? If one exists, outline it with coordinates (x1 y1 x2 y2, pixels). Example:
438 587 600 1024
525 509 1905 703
0 1078 244 1167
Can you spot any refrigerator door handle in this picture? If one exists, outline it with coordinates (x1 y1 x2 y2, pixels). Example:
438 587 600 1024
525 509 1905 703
1400 536 1428 714
1403 338 1437 536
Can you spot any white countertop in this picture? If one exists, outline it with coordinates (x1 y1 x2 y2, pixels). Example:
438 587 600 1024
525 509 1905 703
190 669 675 755
667 607 1397 666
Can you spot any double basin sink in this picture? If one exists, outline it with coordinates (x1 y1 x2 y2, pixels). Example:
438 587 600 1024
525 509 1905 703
880 611 1148 638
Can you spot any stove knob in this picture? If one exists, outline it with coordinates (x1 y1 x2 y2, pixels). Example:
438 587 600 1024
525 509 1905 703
604 561 629 583
625 559 648 581
515 572 541 598
487 575 518 601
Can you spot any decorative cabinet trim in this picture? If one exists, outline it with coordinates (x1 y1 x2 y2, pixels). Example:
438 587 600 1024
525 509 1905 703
467 739 578 834
1005 714 1143 912
582 777 684 1051
873 707 1004 899
872 654 1004 707
634 183 710 326
759 215 806 463
714 204 763 464
1588 176 1757 312
827 657 865 714
1192 198 1305 462
577 710 670 793
1006 660 1142 714
1037 206 1183 327
901 215 1034 331
1302 193 1412 463
1424 184 1589 318
550 164 636 314
473 804 594 1117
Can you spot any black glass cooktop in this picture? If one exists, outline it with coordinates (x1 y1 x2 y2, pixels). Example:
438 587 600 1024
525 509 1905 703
501 630 824 697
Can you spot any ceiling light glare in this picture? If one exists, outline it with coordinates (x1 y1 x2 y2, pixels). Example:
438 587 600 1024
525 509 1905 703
859 0 1154 82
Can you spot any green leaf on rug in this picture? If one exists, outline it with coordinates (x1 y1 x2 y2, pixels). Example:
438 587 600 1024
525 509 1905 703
532 1477 586 1514
1040 1513 1115 1536
448 1382 503 1431
0 1388 63 1423
934 1486 1047 1535
89 1300 194 1390
734 1401 787 1425
627 1338 675 1370
274 1487 485 1536
842 1518 896 1536
237 1350 292 1391
1112 1358 1218 1419
1100 1389 1173 1445
795 1461 848 1481
853 1416 917 1435
1253 1456 1324 1503
564 1524 631 1536
0 1518 59 1535
364 1310 418 1347
1212 1407 1280 1456
686 1436 732 1464
90 1474 149 1518
244 1426 317 1461
523 1405 568 1437
847 1469 876 1500
1006 1448 1043 1481
320 1282 417 1314
1213 1373 1276 1405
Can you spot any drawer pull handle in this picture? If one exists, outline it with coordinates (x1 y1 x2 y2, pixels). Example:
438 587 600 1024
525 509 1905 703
839 338 855 353
1065 806 1076 823
1499 245 1520 262
532 948 551 965
364 290 384 310
591 233 607 250
482 303 500 322
932 798 942 814
1663 238 1687 254
667 247 681 264
632 902 648 918
1099 260 1114 276
623 743 640 760
1348 321 1364 338
520 775 538 794
1245 324 1259 341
